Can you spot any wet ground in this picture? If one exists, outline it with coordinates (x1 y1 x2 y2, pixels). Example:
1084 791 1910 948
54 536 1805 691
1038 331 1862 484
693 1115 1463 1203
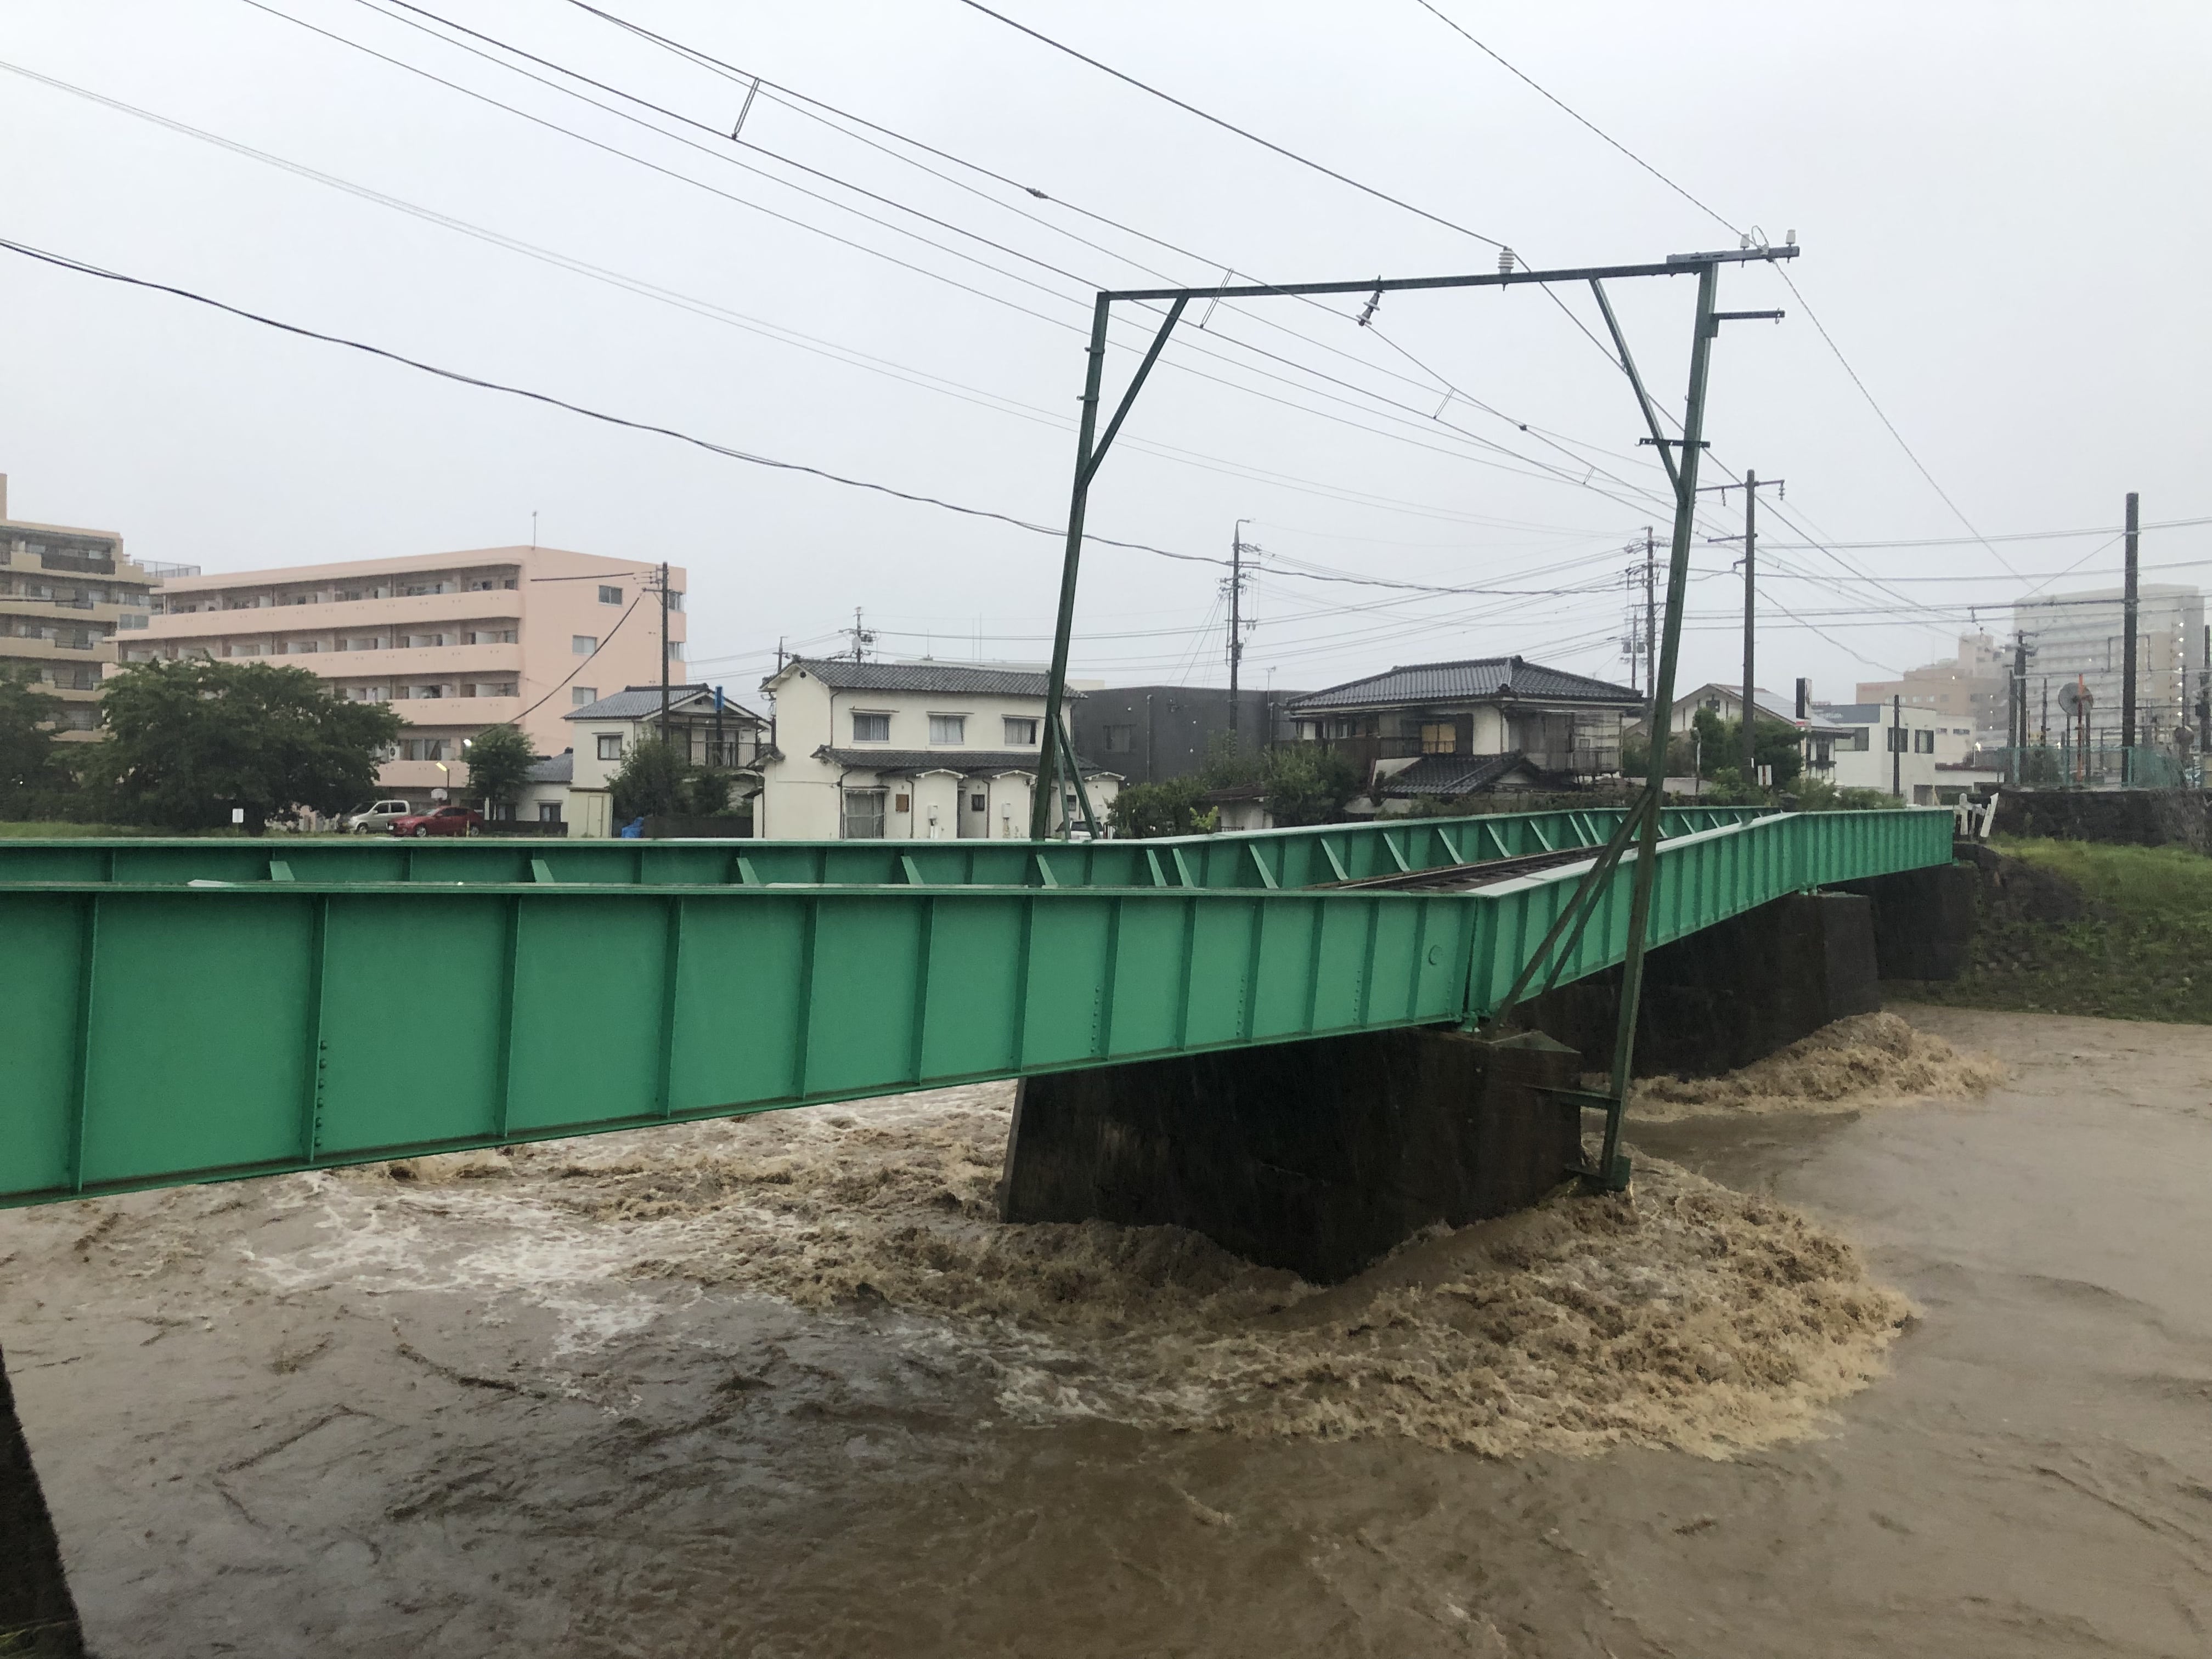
4 1004 2209 1657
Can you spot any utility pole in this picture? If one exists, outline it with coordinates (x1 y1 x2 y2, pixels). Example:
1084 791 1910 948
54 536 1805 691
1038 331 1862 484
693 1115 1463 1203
1892 692 1903 799
2010 633 2029 786
1702 473 1783 780
1644 527 1657 719
2121 492 2140 768
844 607 875 664
657 561 672 741
1227 520 1259 744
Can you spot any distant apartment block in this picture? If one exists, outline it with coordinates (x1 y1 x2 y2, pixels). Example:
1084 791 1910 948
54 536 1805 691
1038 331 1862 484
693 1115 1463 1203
0 475 182 742
1855 633 2009 747
140 546 685 795
2010 585 2205 745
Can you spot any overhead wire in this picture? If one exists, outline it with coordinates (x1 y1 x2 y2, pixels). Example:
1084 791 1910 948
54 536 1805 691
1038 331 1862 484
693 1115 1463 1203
311 0 1674 512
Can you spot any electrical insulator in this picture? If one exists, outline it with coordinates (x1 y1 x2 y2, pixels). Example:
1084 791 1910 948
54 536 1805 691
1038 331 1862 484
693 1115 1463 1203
1497 247 1515 276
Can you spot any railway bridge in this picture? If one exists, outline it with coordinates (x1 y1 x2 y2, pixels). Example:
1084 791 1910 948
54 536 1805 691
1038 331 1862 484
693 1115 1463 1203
0 804 1956 1275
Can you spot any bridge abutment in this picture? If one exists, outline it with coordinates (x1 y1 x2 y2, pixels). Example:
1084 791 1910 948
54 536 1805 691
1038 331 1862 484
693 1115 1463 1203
999 1028 1579 1284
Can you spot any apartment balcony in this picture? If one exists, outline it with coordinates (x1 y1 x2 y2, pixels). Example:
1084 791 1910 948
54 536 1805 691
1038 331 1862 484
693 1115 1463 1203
0 632 112 663
0 594 151 625
150 641 526 680
390 695 524 726
149 587 523 635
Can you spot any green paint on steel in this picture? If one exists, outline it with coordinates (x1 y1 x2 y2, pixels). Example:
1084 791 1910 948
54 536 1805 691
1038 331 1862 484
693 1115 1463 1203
0 809 1951 1209
0 805 1768 893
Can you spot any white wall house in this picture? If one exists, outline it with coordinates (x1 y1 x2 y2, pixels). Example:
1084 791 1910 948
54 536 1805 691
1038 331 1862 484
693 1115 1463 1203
1809 701 1972 804
755 658 1119 840
564 684 770 837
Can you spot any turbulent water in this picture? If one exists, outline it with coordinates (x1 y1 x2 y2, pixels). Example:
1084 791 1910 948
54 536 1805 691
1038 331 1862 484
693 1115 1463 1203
352 1093 1914 1460
3 1006 2207 1657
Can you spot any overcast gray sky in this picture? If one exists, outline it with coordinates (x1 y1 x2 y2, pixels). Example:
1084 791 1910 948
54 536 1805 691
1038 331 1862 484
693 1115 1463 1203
3 1 2208 703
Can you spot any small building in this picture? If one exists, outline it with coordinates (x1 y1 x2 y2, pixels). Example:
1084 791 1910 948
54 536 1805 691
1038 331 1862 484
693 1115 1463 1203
564 684 770 838
1808 701 1972 804
1663 682 1857 779
517 749 573 828
1286 656 1643 799
755 658 1119 840
1073 685 1307 783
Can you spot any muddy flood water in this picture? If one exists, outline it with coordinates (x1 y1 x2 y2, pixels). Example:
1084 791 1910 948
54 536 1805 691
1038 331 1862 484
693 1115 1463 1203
4 1005 2209 1657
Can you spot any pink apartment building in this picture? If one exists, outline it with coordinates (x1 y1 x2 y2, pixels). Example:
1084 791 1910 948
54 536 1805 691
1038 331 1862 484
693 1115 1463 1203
139 546 686 798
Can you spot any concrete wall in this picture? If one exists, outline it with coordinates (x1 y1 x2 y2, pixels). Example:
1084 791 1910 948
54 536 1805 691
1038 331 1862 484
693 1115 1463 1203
1001 1028 1579 1283
1070 685 1305 784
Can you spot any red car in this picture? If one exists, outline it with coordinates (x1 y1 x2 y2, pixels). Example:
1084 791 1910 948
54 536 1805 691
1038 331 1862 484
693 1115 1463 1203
386 805 484 838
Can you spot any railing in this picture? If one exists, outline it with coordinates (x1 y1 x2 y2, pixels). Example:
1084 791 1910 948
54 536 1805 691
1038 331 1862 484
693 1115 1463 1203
138 561 203 579
0 809 1950 1207
35 550 115 575
0 804 1774 891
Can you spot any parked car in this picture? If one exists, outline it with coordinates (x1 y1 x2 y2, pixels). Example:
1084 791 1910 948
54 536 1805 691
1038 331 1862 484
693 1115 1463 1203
386 805 484 838
343 798 416 834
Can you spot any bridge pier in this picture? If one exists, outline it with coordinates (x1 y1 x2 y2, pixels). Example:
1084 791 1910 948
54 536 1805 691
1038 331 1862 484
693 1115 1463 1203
1000 1028 1580 1284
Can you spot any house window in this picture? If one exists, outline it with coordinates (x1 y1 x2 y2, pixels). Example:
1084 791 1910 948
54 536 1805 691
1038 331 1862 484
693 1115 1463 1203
1914 729 1935 753
842 788 887 839
573 635 597 655
598 585 623 605
1887 727 1908 753
1844 730 1870 752
894 792 911 814
1103 724 1133 753
1004 716 1039 746
969 793 986 813
290 640 318 654
929 714 967 744
667 641 685 661
346 637 381 652
852 711 890 743
538 802 563 823
596 734 624 761
413 684 445 699
1419 721 1458 755
572 686 597 706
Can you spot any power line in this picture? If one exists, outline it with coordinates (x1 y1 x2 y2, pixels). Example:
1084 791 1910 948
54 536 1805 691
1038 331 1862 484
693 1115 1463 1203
951 0 1508 251
0 235 1673 603
1410 1 1742 237
242 0 1675 518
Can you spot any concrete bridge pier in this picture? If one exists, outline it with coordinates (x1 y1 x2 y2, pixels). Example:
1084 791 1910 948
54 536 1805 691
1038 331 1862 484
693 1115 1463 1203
1000 1028 1582 1284
1002 872 1970 1283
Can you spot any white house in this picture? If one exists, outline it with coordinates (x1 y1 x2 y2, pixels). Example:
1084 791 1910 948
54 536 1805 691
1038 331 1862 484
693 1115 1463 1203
755 658 1120 840
1809 700 1974 804
563 684 770 837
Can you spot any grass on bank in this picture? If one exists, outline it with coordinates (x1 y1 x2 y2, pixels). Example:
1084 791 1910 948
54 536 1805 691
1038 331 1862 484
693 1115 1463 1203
1910 837 2212 1025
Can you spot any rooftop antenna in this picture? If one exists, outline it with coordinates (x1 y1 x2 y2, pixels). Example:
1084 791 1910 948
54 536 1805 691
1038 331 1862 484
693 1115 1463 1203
530 510 537 550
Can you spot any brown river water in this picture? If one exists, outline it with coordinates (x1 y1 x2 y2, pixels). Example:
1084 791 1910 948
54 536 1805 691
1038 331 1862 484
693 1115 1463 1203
3 1005 2209 1657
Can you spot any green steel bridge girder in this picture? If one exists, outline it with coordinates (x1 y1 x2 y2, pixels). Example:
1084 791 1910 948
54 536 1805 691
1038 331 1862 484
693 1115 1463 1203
0 805 1770 893
0 809 1954 1209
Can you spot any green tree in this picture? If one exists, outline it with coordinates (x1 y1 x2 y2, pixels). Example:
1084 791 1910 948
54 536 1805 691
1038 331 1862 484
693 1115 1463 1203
0 667 70 819
461 723 539 819
608 736 689 821
1108 776 1210 838
94 658 403 833
1261 743 1363 826
684 768 736 816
